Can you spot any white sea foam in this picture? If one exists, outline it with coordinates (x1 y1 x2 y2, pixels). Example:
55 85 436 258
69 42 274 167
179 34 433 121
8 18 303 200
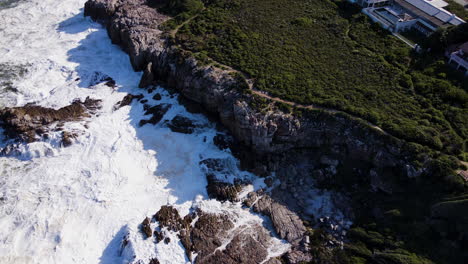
0 1 343 263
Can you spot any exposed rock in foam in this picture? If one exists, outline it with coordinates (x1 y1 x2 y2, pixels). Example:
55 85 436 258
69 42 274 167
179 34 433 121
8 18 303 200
0 97 101 146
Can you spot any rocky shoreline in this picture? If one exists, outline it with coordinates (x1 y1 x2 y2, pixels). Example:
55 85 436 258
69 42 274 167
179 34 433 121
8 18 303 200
82 0 464 263
0 97 101 150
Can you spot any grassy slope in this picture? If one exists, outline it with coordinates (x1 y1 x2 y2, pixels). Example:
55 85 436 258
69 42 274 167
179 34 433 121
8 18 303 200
173 0 467 160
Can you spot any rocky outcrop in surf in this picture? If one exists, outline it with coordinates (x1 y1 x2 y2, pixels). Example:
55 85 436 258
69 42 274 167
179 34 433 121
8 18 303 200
0 97 101 146
146 205 286 264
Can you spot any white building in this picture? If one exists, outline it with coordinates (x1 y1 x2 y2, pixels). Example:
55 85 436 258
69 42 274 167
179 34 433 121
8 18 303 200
357 0 465 35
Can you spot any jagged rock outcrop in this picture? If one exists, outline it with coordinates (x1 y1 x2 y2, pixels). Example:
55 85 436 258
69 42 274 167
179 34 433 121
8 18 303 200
151 206 285 264
139 103 170 126
245 191 312 263
205 174 243 202
141 217 152 238
0 97 101 144
166 115 197 134
115 93 144 110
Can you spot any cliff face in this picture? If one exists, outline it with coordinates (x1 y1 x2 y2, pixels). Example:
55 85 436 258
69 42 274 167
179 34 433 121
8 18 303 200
84 0 415 171
83 0 442 262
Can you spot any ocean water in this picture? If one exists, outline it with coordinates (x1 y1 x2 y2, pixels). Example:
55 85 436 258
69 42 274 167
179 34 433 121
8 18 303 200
0 0 346 263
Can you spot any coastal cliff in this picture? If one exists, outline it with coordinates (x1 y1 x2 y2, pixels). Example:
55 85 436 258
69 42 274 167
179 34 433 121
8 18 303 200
84 0 417 172
84 0 467 263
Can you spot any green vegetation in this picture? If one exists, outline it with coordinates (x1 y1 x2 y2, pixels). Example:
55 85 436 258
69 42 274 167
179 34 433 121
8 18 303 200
158 0 205 31
444 0 468 21
165 0 468 160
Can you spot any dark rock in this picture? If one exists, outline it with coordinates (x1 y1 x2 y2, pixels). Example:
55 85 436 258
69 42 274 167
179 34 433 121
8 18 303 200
139 62 155 88
206 174 243 202
87 71 114 87
139 104 170 126
153 206 185 232
166 115 196 134
115 94 144 109
0 98 101 143
82 97 102 113
61 131 76 147
141 217 152 238
154 230 164 242
140 99 148 104
163 237 170 244
213 133 234 151
177 95 206 115
199 158 225 172
245 191 306 244
149 258 160 264
104 79 116 87
245 191 312 262
152 205 285 263
152 93 162 101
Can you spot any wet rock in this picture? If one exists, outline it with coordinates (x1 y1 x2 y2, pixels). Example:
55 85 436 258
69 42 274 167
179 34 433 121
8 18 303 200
190 211 277 264
245 191 312 262
0 97 101 143
199 158 226 172
139 104 170 126
140 99 148 104
139 62 155 88
153 206 185 232
115 94 144 109
206 174 243 202
87 71 115 87
104 78 116 88
152 206 284 264
148 258 160 264
245 191 306 244
61 131 77 147
154 230 164 242
141 217 152 238
213 133 234 151
177 95 206 115
166 115 196 134
163 237 170 244
152 93 162 101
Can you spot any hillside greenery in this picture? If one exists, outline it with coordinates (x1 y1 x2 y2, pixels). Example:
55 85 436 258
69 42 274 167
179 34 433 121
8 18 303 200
163 0 467 161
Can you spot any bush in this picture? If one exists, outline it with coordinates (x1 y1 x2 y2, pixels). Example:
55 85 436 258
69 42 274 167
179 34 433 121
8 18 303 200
160 0 204 15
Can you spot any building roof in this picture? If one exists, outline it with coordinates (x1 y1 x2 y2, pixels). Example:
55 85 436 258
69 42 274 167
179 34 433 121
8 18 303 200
396 0 465 27
426 0 448 8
